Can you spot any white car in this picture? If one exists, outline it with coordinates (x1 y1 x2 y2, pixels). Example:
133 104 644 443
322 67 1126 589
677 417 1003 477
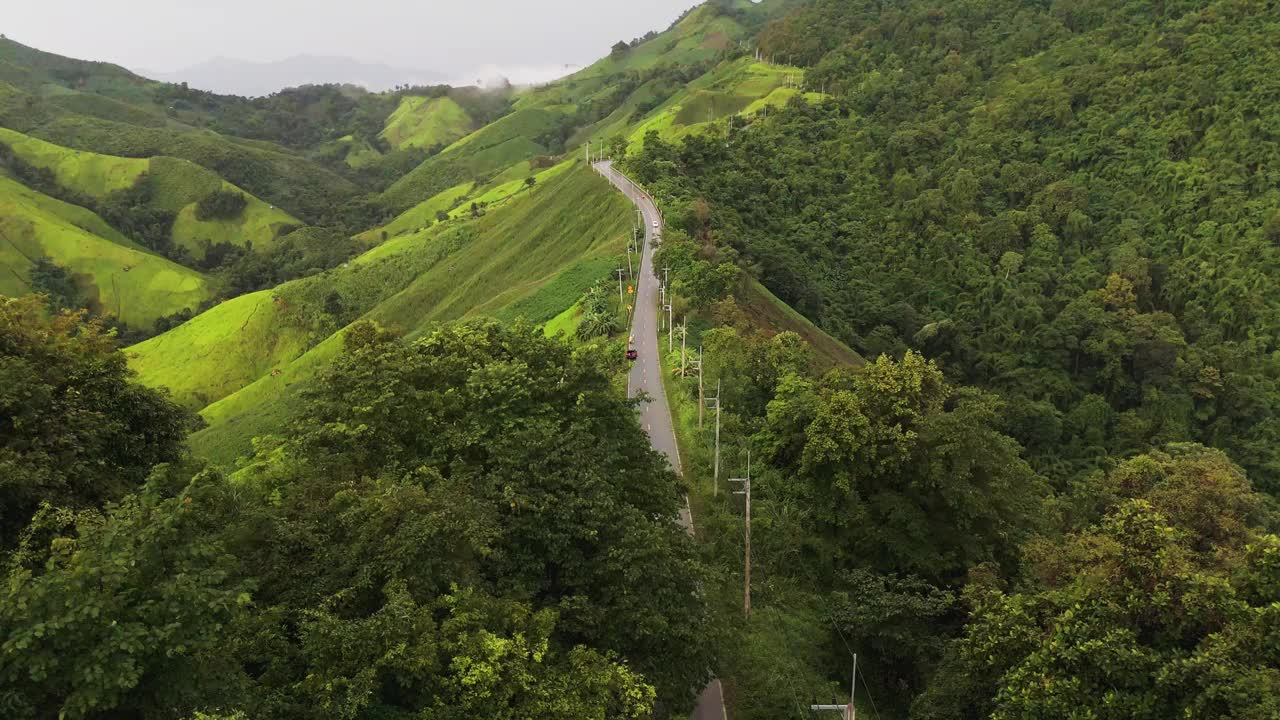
652 220 660 229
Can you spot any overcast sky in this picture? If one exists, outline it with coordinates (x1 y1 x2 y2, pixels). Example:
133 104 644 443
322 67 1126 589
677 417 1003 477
2 0 698 76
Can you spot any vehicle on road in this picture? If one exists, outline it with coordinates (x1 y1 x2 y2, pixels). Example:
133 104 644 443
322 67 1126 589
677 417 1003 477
652 220 659 229
626 348 638 361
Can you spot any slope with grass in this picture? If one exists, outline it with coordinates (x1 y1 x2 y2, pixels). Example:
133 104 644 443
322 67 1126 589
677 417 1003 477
625 58 812 151
0 37 159 106
0 83 358 222
0 175 209 326
354 179 474 243
0 128 301 259
125 290 312 410
179 163 631 464
739 279 863 369
380 95 473 151
379 106 570 209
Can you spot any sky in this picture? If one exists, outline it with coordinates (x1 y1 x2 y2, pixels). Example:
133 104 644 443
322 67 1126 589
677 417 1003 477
1 0 698 79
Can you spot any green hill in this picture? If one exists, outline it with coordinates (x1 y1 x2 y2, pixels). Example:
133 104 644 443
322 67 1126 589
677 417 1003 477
125 290 312 410
0 83 357 222
0 128 301 260
0 37 159 106
380 95 473 151
379 107 567 210
0 174 209 327
159 163 631 464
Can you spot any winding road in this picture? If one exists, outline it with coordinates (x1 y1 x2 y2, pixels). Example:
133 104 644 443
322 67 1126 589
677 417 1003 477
594 160 727 720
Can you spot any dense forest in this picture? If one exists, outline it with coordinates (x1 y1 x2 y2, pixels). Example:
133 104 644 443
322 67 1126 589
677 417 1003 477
620 0 1280 716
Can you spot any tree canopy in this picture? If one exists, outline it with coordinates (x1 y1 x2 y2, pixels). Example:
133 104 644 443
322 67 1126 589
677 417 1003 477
0 318 714 719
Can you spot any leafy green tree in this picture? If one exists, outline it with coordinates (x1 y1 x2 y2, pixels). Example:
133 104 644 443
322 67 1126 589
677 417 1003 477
918 447 1280 720
26 257 83 312
194 189 248 222
761 352 1049 582
1 318 715 718
0 296 197 550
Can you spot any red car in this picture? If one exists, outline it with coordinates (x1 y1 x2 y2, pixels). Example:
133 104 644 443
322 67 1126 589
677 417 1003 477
626 348 638 361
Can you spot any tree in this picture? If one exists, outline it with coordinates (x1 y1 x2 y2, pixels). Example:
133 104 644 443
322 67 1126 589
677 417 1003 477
611 41 631 61
762 352 1049 582
194 189 248 222
918 447 1280 720
27 257 83 312
1 319 715 717
524 175 537 189
0 296 197 551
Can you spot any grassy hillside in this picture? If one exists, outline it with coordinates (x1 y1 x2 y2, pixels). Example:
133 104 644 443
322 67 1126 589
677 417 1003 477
181 163 631 464
0 37 159 106
0 175 209 326
0 128 301 259
380 95 473 151
379 107 567 209
126 290 312 410
355 180 475 243
0 83 357 222
740 278 863 369
624 58 815 151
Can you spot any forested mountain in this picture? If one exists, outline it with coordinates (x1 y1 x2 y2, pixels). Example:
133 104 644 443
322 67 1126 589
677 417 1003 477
4 0 1280 717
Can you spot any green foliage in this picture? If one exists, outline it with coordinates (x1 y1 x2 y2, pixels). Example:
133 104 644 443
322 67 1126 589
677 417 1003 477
919 448 1280 720
0 296 196 551
625 0 1280 495
3 319 713 718
577 282 622 340
26 257 84 312
193 188 247 222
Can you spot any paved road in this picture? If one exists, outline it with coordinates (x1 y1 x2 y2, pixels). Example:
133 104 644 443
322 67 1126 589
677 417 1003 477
594 160 726 720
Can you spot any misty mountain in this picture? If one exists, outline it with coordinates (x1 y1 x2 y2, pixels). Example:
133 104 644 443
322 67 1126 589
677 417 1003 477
138 55 446 97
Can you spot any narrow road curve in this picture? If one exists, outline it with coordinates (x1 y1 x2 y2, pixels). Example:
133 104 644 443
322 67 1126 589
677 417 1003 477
594 160 727 720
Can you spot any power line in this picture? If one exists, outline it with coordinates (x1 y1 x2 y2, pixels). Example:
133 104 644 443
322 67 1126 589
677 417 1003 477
857 665 882 720
768 605 815 720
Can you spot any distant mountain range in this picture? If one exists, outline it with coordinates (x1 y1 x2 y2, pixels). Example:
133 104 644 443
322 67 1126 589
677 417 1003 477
137 55 447 97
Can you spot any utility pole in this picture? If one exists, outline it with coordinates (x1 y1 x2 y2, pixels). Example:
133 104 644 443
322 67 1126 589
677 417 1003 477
626 239 635 277
616 268 626 307
811 656 857 720
729 450 752 618
695 347 705 429
666 300 674 353
663 301 674 351
706 379 721 494
680 318 688 375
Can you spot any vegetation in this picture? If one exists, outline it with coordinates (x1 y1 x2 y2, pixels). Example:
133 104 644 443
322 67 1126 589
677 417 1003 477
192 188 247 221
379 95 474 151
187 164 633 465
1 317 713 719
8 0 1280 716
0 295 195 551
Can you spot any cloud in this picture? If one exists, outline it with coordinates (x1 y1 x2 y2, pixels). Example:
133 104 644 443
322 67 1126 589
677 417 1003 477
453 62 583 89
